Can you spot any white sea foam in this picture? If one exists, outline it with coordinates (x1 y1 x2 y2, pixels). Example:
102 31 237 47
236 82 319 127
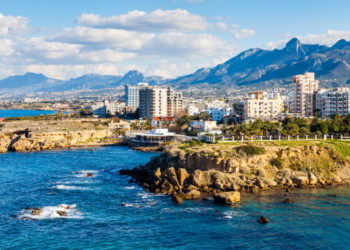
221 211 247 220
53 180 98 185
53 185 90 190
137 192 154 200
18 204 83 220
124 186 137 190
73 170 98 178
120 203 144 208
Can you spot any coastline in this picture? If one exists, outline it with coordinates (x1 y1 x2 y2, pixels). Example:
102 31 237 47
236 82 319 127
120 141 350 204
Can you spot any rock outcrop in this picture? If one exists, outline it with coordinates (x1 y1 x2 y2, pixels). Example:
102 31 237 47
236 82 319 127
120 142 350 203
214 192 241 204
0 129 114 153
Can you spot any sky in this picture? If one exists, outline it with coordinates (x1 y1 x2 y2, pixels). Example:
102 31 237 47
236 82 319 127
0 0 350 80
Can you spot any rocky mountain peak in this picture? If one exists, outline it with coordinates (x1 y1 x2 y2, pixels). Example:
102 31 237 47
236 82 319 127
284 38 305 54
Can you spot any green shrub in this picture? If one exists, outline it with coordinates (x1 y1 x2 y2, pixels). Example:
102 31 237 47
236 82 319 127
179 140 203 150
270 157 284 169
235 145 265 156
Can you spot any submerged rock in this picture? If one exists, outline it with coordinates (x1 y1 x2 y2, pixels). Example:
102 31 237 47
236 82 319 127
31 208 42 216
282 198 294 204
258 216 269 224
57 211 68 216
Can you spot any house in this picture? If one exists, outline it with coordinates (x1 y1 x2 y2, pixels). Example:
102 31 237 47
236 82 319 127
189 120 217 131
152 117 176 128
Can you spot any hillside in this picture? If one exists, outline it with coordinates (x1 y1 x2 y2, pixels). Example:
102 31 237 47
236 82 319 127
170 38 350 87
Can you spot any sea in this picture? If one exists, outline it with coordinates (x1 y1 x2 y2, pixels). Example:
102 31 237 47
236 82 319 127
1 146 350 249
0 109 57 118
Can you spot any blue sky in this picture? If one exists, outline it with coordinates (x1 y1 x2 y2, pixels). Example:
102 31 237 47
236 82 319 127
0 0 349 80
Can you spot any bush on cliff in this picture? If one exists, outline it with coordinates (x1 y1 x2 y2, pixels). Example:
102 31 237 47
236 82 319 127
235 145 265 156
270 157 284 170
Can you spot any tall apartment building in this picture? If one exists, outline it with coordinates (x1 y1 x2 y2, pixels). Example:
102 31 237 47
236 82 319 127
139 87 168 118
316 87 350 117
167 88 184 117
293 72 319 117
125 82 148 108
139 87 184 118
243 92 284 120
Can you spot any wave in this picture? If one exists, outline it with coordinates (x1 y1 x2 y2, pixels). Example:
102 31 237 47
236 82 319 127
120 203 144 208
73 170 98 178
53 180 98 185
137 192 155 200
53 185 90 190
18 204 83 220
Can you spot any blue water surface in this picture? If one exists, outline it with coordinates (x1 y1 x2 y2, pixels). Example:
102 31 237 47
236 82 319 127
0 110 57 118
1 146 350 249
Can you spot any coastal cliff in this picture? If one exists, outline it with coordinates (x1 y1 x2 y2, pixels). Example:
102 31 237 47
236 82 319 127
121 141 350 202
0 129 116 153
0 118 129 153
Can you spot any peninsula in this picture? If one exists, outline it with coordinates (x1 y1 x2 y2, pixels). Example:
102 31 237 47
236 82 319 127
121 140 350 204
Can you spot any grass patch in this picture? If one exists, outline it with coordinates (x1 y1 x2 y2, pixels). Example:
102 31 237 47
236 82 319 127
324 141 350 157
235 145 266 156
179 140 203 150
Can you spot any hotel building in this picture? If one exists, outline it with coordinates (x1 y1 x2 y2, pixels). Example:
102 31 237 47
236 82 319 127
316 87 350 117
293 72 319 116
243 92 284 120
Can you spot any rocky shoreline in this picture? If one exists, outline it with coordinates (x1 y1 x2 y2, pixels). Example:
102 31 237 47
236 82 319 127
0 129 124 153
120 142 350 204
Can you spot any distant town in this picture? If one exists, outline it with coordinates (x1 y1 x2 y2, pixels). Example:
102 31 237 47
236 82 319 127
1 71 350 146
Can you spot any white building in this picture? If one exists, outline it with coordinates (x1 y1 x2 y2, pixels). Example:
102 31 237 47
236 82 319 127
209 107 234 122
125 83 148 108
186 105 200 116
243 92 284 120
316 87 350 117
91 100 125 117
92 101 107 118
293 72 319 117
190 120 217 131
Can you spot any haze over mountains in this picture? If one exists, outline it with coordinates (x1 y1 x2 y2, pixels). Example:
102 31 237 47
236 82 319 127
1 38 350 93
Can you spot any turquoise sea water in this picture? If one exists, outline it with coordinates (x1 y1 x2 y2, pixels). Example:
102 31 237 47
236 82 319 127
0 110 56 118
1 146 350 249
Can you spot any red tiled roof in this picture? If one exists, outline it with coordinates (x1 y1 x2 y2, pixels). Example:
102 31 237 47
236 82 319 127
152 117 175 121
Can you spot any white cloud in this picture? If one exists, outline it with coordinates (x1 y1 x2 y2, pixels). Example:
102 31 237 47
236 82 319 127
266 39 289 50
25 37 82 59
233 29 256 39
22 37 137 63
299 30 350 46
0 13 29 36
79 49 137 63
77 9 208 32
53 27 154 50
0 9 251 80
267 30 350 50
144 32 234 56
0 39 15 56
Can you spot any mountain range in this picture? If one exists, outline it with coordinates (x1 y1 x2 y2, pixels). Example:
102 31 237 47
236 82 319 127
169 38 350 87
1 38 350 93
